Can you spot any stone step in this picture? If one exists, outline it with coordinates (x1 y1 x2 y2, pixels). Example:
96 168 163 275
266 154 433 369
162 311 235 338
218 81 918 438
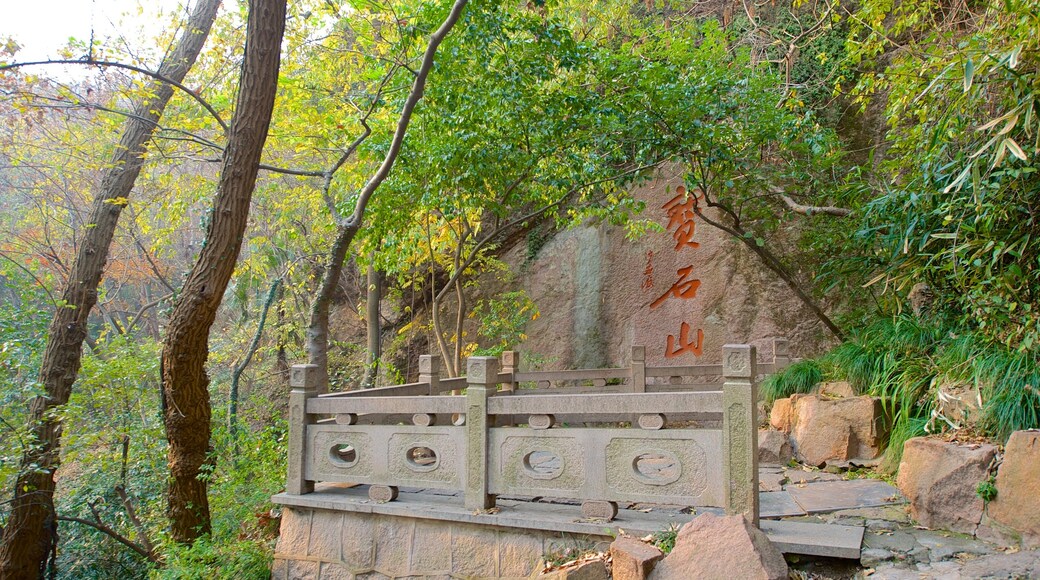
760 519 864 559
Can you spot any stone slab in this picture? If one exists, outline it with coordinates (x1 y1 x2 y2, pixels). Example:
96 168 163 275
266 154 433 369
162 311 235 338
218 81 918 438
759 520 864 559
786 479 902 514
274 489 862 558
760 491 806 518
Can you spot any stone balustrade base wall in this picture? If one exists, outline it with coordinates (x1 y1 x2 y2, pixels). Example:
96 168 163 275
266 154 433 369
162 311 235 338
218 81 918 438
272 506 612 579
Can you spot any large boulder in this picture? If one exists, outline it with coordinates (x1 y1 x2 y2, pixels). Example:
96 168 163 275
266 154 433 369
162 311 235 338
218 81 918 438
897 437 998 534
988 430 1040 547
771 393 888 466
648 513 787 580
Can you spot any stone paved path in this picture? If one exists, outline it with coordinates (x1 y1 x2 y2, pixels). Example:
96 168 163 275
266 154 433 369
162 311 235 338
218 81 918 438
402 463 1039 578
760 465 1039 579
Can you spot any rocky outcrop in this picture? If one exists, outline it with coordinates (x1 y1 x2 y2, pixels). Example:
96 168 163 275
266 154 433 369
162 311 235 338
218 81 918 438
758 429 792 465
769 393 888 466
897 437 998 534
988 430 1040 547
648 513 787 580
609 537 663 580
516 168 834 370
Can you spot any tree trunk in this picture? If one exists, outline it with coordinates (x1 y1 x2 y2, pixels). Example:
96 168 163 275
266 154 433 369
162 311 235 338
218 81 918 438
160 0 286 544
230 278 281 443
305 0 470 386
0 1 221 576
361 262 380 388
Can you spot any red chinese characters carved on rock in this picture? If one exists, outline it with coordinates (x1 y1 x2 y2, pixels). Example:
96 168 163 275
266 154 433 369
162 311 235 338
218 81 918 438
666 322 704 358
657 185 706 359
663 186 704 251
641 250 654 290
650 265 701 308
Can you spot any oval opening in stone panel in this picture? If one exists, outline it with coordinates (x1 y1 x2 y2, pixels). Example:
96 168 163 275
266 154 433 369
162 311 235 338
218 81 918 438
329 443 358 467
631 451 681 485
406 446 438 471
522 450 563 480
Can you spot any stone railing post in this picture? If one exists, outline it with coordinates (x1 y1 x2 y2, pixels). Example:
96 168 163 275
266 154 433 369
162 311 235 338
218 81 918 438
419 354 441 395
500 350 519 393
287 364 319 495
465 356 498 511
722 345 759 525
772 338 790 373
631 345 646 392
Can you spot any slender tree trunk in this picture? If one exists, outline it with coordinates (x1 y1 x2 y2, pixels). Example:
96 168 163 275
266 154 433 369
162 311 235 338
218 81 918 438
160 0 286 544
305 0 469 386
427 224 457 377
0 1 221 575
453 276 465 373
361 262 380 388
274 283 290 385
230 278 281 442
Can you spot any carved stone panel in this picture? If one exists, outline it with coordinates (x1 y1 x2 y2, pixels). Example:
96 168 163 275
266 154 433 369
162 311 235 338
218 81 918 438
495 434 586 493
310 430 374 480
605 436 707 500
387 433 460 486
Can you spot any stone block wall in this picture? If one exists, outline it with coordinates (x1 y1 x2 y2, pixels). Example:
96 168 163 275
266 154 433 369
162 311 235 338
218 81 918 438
272 507 611 580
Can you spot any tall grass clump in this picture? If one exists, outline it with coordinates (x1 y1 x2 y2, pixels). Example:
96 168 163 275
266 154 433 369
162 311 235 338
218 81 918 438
761 359 823 404
793 315 1040 470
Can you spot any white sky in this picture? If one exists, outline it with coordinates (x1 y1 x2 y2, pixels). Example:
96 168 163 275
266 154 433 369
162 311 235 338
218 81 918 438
1 0 185 68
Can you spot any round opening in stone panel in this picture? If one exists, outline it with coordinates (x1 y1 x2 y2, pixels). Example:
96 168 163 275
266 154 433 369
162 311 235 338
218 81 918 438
523 450 564 479
329 443 358 467
406 446 439 471
632 452 681 485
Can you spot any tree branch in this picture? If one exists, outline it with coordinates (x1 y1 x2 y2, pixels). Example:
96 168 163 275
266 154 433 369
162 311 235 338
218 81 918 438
777 191 852 217
56 516 158 564
344 0 470 229
0 59 229 133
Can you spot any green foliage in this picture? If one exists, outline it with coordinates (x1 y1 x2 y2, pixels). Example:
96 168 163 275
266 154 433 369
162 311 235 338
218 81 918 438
473 291 539 356
847 0 1040 351
761 360 823 404
650 525 679 554
154 535 272 580
976 476 998 504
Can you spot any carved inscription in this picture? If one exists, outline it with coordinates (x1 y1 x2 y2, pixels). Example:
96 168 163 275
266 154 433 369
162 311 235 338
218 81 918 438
642 185 707 359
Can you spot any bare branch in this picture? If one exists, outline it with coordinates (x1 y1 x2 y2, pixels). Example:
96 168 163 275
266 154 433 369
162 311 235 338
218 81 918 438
777 191 852 217
114 485 155 557
0 59 229 133
56 516 158 564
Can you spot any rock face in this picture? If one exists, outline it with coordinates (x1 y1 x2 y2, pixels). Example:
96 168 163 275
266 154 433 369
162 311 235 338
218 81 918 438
897 437 998 534
770 394 888 466
816 381 855 398
610 537 663 580
769 398 793 432
988 430 1040 547
758 429 792 464
648 513 787 580
515 167 834 370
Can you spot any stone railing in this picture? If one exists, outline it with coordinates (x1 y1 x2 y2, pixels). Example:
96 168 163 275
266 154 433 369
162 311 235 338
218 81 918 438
285 339 790 526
